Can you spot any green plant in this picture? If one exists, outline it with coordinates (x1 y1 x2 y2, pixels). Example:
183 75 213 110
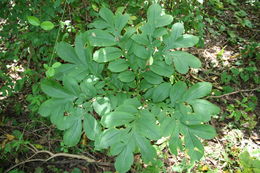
226 96 257 129
239 150 260 173
38 4 220 172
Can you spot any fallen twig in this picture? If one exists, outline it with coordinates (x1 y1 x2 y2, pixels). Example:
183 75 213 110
4 144 103 173
207 87 260 98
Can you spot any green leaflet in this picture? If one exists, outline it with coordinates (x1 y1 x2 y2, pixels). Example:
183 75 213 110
41 79 76 99
182 126 204 162
147 4 173 28
99 7 115 26
93 97 111 116
27 16 40 26
96 128 128 149
83 113 101 140
152 82 171 102
133 44 151 59
63 119 82 147
115 141 135 173
134 132 157 163
102 111 136 128
108 59 128 72
56 42 81 64
87 29 117 46
132 33 150 45
74 32 90 65
40 21 54 30
118 71 135 82
114 14 130 33
170 23 184 40
142 71 163 85
134 110 161 140
165 51 201 74
170 81 187 104
150 61 174 77
182 82 212 101
172 34 199 49
93 47 122 63
188 99 220 122
188 124 217 139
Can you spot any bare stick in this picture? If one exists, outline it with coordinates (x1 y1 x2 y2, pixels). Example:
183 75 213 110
208 87 260 98
5 148 99 173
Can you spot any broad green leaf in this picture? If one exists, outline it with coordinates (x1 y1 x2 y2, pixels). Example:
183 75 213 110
62 75 80 96
110 142 125 156
108 59 128 72
53 108 81 131
41 79 76 99
83 113 101 140
102 111 135 127
114 14 129 33
134 132 156 163
123 98 142 108
116 105 138 114
97 129 128 149
87 29 117 46
74 32 90 65
38 99 71 118
93 97 111 116
56 42 80 64
188 99 220 121
170 81 187 104
182 127 204 161
188 124 217 139
63 119 82 147
172 34 199 48
183 82 212 101
133 44 150 59
40 21 54 30
27 16 40 26
135 110 161 140
132 33 150 45
115 143 134 173
38 99 55 117
142 71 163 85
171 23 184 40
89 19 110 29
147 4 173 28
152 82 171 102
161 117 176 137
99 7 114 26
93 47 122 63
150 61 174 77
166 51 201 74
153 27 168 38
80 81 97 98
118 71 135 82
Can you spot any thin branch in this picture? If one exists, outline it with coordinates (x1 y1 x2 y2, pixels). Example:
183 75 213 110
5 147 101 173
208 87 260 98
